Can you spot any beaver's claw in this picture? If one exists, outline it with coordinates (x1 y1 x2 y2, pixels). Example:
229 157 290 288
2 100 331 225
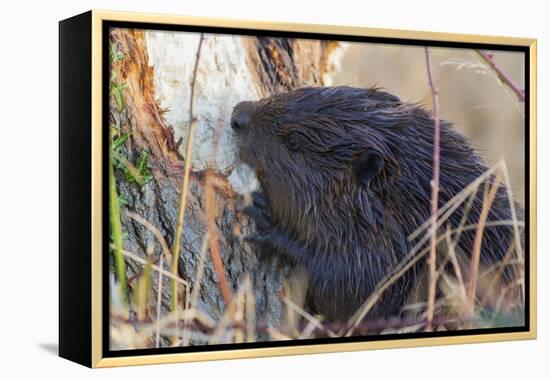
241 191 274 232
251 191 270 211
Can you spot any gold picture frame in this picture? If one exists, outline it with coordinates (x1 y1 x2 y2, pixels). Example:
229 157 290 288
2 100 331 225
59 9 537 368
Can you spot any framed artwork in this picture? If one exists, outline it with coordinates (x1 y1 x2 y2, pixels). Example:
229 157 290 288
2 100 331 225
59 10 537 368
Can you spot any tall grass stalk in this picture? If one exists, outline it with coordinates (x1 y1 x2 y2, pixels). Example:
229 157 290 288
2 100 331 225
170 35 205 325
424 46 441 330
109 143 127 303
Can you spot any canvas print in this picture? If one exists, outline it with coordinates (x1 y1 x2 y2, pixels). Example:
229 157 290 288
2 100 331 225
107 25 526 351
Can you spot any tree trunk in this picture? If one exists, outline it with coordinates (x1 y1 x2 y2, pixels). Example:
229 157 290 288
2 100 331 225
108 27 343 349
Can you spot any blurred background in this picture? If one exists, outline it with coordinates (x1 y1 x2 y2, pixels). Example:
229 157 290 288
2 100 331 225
333 44 525 203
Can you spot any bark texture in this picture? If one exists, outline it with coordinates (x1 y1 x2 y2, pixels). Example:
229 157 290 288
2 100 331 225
109 28 342 348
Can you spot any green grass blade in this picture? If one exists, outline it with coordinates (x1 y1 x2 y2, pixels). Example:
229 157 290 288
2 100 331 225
109 145 128 303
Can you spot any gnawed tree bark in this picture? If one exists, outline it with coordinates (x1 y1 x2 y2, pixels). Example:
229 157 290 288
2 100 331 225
108 27 343 349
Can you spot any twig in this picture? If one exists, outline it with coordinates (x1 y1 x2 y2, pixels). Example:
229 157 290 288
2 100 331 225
170 34 205 318
424 46 441 331
476 50 525 102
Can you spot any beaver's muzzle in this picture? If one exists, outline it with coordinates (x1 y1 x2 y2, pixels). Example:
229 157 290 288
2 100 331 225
231 101 255 131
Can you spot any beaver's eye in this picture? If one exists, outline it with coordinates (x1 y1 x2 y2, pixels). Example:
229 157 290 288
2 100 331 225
285 134 300 151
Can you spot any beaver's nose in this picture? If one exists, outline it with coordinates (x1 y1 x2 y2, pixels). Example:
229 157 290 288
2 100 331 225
231 101 254 131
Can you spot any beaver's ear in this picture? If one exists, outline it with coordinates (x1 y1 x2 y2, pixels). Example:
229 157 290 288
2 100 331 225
354 150 384 187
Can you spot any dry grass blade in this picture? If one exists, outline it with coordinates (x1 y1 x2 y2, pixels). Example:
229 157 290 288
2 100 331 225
204 170 233 305
155 254 164 348
344 219 523 335
126 210 171 260
467 171 502 313
345 162 522 334
136 244 154 321
344 239 428 336
499 161 525 304
494 278 524 316
267 328 292 341
234 291 245 343
408 163 500 242
206 281 254 345
111 244 190 289
499 162 524 262
244 276 256 343
479 243 516 308
444 227 467 302
190 235 210 309
181 234 210 346
282 296 337 338
209 300 238 345
113 308 218 344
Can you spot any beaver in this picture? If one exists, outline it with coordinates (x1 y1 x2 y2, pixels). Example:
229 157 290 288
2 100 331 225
231 86 522 322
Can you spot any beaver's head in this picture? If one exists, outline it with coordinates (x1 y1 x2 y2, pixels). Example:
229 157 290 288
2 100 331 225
232 87 404 235
231 86 486 247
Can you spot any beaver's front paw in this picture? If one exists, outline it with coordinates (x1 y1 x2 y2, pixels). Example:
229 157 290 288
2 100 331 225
240 192 301 265
241 192 278 257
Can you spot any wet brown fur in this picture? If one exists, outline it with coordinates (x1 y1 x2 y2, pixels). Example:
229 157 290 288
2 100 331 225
232 86 522 321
